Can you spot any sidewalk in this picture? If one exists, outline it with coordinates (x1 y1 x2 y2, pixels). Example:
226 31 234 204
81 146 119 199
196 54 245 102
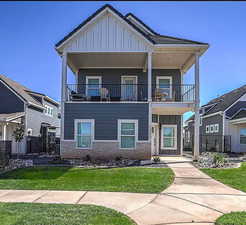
0 159 246 225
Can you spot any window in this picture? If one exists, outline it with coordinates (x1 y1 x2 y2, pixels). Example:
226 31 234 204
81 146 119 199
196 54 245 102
240 128 246 144
86 76 101 97
210 125 214 133
75 119 94 149
121 76 137 101
206 125 210 134
214 124 219 133
156 76 172 98
118 120 138 149
44 105 53 117
161 125 177 150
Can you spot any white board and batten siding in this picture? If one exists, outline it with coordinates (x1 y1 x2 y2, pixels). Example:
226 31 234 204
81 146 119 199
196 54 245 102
62 11 152 53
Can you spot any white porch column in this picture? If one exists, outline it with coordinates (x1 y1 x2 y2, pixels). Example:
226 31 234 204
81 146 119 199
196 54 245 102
61 52 67 140
147 52 152 101
3 123 7 141
193 52 200 160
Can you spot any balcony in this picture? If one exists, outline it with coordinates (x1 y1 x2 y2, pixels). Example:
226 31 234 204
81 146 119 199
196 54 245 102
66 84 195 103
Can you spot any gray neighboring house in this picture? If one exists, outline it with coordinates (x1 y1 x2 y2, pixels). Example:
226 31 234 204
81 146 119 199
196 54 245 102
184 85 246 153
56 4 209 160
0 74 60 154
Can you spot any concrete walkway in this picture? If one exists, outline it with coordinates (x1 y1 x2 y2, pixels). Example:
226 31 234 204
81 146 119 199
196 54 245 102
0 158 245 225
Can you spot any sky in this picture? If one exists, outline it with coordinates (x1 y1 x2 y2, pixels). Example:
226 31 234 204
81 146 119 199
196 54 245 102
0 1 245 121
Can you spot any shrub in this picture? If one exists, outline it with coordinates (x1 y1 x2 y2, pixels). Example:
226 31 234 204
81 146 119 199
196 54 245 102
153 156 160 163
213 153 227 167
115 156 123 161
84 155 91 162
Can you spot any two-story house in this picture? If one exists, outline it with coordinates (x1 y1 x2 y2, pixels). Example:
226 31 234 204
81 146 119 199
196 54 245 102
56 4 208 160
184 84 246 153
0 74 60 154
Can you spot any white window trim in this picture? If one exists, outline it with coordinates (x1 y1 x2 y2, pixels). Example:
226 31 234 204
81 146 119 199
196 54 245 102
86 76 102 96
161 124 177 150
209 124 214 133
118 119 138 150
44 105 54 117
214 124 219 133
74 119 95 149
240 128 246 145
156 76 172 98
121 76 138 100
206 125 210 134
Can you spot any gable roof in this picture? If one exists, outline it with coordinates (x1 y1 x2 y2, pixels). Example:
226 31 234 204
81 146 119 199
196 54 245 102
202 84 246 116
55 4 155 50
55 4 208 50
0 75 59 109
231 108 246 120
0 112 25 122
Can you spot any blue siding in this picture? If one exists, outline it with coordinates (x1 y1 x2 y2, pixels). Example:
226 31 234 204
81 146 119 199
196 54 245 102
77 68 181 101
64 103 149 141
0 81 24 113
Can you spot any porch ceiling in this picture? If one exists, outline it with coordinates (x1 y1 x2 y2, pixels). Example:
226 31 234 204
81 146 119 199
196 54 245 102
152 102 195 115
67 52 146 71
67 47 204 73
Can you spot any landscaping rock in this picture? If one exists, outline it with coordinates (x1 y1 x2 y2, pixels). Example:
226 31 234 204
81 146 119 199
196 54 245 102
3 159 33 172
196 152 237 168
67 158 141 168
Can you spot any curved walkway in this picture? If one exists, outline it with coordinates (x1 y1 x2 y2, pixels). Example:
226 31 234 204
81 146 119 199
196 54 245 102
0 159 245 225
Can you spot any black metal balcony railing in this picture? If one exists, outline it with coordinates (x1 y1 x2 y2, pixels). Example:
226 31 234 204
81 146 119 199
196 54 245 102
66 84 195 102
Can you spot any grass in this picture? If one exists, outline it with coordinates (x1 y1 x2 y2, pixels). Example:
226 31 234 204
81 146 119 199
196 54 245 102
0 166 174 193
201 162 246 192
0 203 136 225
215 211 246 225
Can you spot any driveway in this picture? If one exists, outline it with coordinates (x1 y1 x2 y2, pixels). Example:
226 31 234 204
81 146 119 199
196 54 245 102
0 158 245 225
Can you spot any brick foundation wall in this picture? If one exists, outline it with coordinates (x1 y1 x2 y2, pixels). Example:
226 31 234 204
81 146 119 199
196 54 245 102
60 140 151 160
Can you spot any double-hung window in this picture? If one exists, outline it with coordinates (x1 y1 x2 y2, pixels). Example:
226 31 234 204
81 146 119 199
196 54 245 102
240 128 246 144
214 124 219 133
75 119 94 149
156 76 172 99
86 76 101 97
161 125 177 150
210 125 214 133
118 120 138 149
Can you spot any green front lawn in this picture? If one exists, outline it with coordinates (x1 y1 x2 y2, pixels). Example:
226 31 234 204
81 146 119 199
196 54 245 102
215 211 246 225
201 162 246 192
0 166 174 193
0 203 136 225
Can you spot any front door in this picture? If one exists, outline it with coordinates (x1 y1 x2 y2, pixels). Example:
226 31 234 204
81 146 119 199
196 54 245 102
121 76 137 101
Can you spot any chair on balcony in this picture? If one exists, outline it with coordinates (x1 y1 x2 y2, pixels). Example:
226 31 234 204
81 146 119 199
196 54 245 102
100 88 110 101
70 91 88 101
154 88 168 101
154 88 176 102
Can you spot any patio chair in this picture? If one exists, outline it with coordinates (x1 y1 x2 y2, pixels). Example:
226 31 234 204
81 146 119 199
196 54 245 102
100 88 110 101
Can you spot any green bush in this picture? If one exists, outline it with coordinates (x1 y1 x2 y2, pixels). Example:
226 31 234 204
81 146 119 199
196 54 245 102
213 153 227 167
153 156 160 163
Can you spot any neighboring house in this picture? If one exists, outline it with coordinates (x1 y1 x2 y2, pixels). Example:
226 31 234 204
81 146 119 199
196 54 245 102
56 4 208 160
184 84 246 153
0 74 60 154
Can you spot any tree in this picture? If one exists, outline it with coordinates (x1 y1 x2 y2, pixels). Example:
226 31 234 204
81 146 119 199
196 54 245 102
12 125 25 158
